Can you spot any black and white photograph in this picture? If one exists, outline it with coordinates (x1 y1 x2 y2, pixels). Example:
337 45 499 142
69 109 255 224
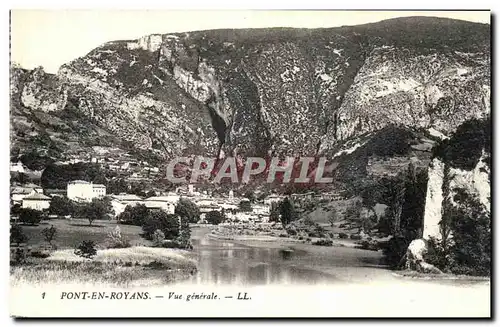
8 9 491 318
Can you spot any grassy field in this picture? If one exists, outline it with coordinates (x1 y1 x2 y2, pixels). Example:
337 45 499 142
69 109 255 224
18 218 153 249
11 218 197 287
11 247 197 287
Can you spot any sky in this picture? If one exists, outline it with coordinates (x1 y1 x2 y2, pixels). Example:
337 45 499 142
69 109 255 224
10 10 491 73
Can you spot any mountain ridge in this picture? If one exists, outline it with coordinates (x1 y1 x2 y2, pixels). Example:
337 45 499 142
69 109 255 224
10 16 491 184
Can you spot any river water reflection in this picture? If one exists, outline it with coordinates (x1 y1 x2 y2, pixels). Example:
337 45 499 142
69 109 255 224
188 235 339 285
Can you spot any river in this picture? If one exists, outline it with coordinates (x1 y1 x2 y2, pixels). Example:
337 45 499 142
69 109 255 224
187 226 388 285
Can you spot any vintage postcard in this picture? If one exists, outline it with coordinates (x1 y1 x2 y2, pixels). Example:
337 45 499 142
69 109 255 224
9 10 491 318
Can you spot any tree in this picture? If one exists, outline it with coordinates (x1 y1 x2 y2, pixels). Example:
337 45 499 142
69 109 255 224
399 163 428 241
175 198 200 223
10 224 27 245
239 200 252 212
206 210 225 225
41 162 104 189
243 191 256 203
328 207 338 227
178 216 192 249
107 178 128 195
345 201 362 224
142 210 180 240
19 208 43 225
49 196 75 216
381 176 406 236
11 203 22 216
279 197 297 228
269 202 280 223
439 189 491 276
117 203 149 226
41 225 57 245
82 197 114 226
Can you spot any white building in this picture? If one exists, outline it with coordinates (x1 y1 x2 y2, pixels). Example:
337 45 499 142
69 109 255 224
144 195 178 214
10 161 25 173
264 195 282 206
110 193 144 217
22 193 51 211
253 203 270 215
11 185 44 204
67 180 107 202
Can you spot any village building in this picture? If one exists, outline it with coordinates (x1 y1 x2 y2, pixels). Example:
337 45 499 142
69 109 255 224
264 194 282 206
67 180 107 202
22 192 51 211
144 195 178 214
110 193 144 217
11 184 44 204
10 161 26 173
45 189 66 197
252 203 270 215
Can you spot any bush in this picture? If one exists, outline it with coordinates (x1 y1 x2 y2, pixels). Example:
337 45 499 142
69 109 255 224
286 228 297 236
106 226 131 249
338 233 348 239
160 239 183 249
10 224 27 245
358 240 379 251
41 225 57 245
205 210 225 225
424 237 450 272
19 208 43 225
31 248 51 258
152 229 165 247
312 239 333 246
382 236 409 268
239 200 252 212
424 193 491 276
10 247 28 265
74 240 97 259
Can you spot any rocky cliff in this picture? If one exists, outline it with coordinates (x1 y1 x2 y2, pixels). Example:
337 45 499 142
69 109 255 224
423 117 491 240
10 16 490 174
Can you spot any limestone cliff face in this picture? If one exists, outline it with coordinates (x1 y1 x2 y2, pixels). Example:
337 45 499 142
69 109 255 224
10 17 490 164
333 48 490 140
422 158 445 239
19 67 68 112
421 117 491 240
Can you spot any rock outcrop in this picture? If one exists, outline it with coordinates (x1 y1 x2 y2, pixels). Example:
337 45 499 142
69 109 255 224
405 116 491 272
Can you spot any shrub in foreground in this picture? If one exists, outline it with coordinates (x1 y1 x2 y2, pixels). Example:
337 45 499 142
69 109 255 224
74 240 98 259
106 226 131 249
312 239 333 246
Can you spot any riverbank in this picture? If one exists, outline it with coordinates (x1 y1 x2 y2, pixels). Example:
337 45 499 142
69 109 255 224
197 225 490 286
10 246 198 287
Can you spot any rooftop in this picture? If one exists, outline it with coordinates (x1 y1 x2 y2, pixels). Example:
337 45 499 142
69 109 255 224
68 180 90 184
23 193 51 201
112 194 143 201
145 196 179 202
